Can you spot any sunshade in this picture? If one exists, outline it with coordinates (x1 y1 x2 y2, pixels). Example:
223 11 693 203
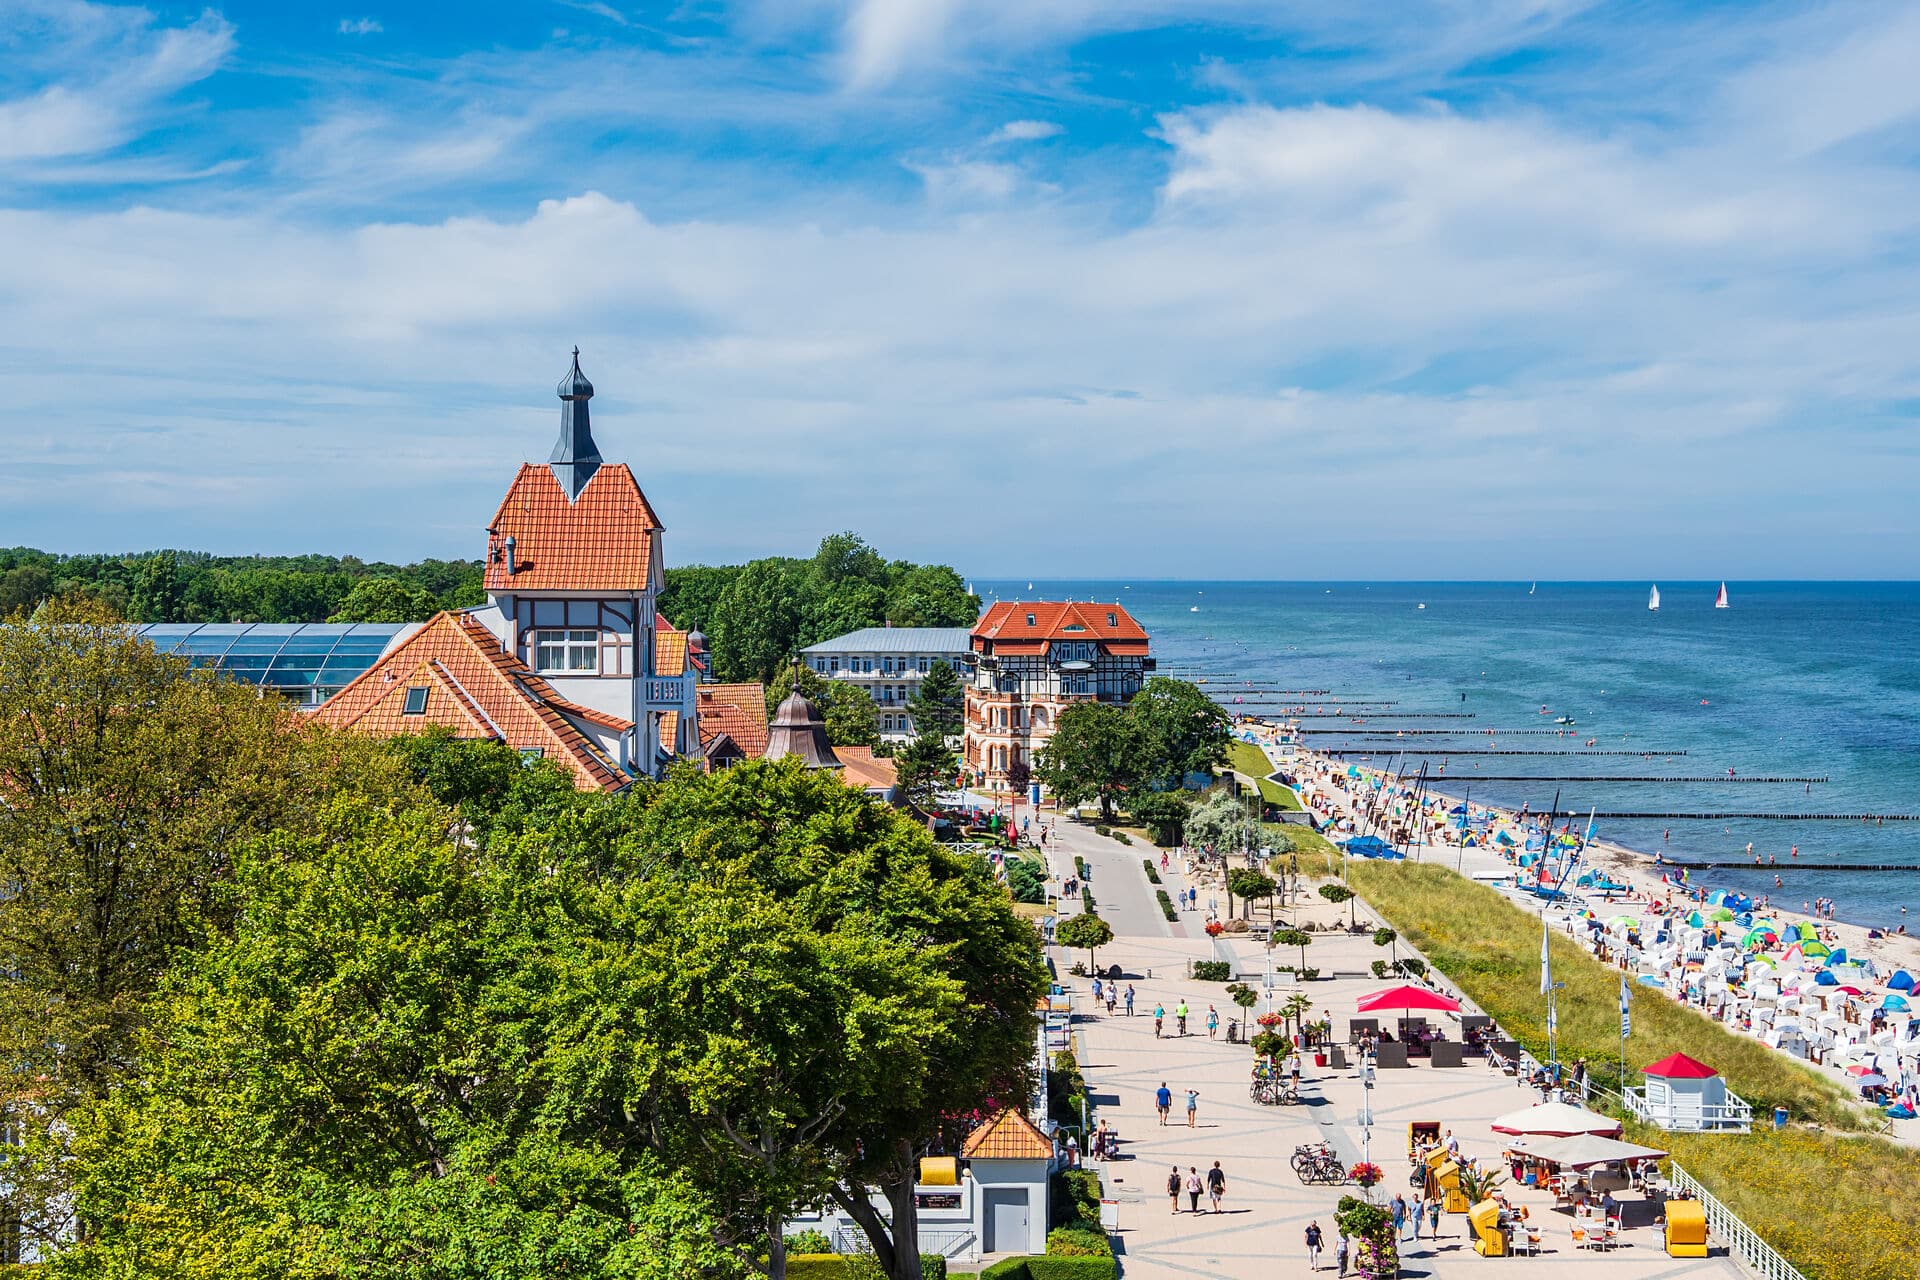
1495 830 1517 846
1609 915 1643 930
1890 971 1916 992
1883 995 1911 1012
1857 1073 1888 1089
1356 985 1463 1014
1800 940 1832 959
1490 1102 1623 1138
1522 1134 1668 1169
1709 907 1735 922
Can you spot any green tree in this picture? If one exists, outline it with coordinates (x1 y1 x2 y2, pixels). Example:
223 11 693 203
1055 912 1114 974
710 558 802 682
1226 981 1259 1039
1320 882 1357 929
766 662 882 748
885 563 979 627
327 575 441 622
893 731 958 810
1129 790 1191 845
1274 927 1313 976
129 551 184 622
811 531 888 587
1129 677 1230 783
1186 789 1257 855
1373 927 1399 969
386 726 584 837
907 659 966 740
1034 702 1147 821
1228 867 1277 922
0 563 54 616
659 563 737 636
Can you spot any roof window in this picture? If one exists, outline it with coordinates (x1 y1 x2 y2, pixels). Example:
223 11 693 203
401 686 429 716
1107 612 1117 627
1026 613 1036 626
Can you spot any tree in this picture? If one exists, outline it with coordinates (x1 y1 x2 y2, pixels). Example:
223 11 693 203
710 557 802 682
1274 927 1313 976
659 563 737 636
884 563 978 627
1055 912 1114 975
1034 702 1147 821
1373 927 1399 969
327 575 441 622
1228 868 1277 922
129 551 183 622
766 662 882 748
1187 789 1257 856
893 731 958 810
1226 981 1259 1039
908 660 965 741
811 531 888 587
1129 677 1231 784
1129 791 1191 846
0 563 54 616
1320 882 1357 929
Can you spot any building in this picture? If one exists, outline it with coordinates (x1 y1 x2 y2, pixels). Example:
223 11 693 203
762 685 899 802
309 351 724 785
135 621 418 706
800 627 972 741
963 601 1152 788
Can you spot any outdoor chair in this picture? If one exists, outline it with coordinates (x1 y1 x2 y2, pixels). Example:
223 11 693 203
1349 1018 1379 1044
1519 1227 1542 1256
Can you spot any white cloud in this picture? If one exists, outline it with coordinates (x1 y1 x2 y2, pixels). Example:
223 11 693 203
0 7 233 164
337 17 384 36
987 119 1062 145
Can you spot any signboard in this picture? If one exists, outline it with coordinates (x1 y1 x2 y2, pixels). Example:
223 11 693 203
1099 1200 1119 1231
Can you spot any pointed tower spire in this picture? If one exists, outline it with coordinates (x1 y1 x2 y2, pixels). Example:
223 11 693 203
549 346 603 500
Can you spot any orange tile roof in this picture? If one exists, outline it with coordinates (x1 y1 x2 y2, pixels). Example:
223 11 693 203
697 683 769 758
834 746 898 795
973 601 1149 654
656 628 688 678
961 1108 1053 1161
483 463 662 594
308 611 626 791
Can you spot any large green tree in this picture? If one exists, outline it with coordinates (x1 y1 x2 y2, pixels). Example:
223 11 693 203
765 662 882 748
893 731 958 809
327 575 442 622
1130 676 1231 783
908 659 966 740
1034 702 1148 820
710 558 803 683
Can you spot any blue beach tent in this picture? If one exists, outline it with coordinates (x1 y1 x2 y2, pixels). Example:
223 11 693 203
1890 971 1915 992
1814 970 1839 986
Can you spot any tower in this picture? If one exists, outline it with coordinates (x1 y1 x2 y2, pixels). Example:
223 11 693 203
549 346 603 500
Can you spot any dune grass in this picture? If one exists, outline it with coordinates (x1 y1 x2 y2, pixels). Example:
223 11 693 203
1348 859 1919 1280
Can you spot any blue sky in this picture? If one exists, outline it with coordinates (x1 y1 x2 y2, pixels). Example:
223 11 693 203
5 1 1920 577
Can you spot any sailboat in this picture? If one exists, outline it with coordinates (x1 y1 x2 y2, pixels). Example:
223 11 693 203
1648 584 1661 612
1715 582 1730 609
1529 581 1536 595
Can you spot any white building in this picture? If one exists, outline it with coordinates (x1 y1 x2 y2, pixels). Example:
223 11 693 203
801 627 972 741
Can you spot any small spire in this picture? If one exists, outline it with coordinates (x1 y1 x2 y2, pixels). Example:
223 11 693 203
549 346 602 499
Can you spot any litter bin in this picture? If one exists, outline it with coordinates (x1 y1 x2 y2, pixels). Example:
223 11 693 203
1772 1106 1788 1130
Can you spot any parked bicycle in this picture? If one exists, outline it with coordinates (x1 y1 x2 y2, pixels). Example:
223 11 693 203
1291 1142 1348 1185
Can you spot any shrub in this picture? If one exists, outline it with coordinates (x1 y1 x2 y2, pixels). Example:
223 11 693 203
1074 854 1089 878
980 1260 1029 1280
786 1229 834 1254
1190 960 1231 981
788 1256 854 1279
1045 1226 1111 1257
1143 858 1162 884
921 1255 949 1280
1080 887 1095 911
1092 826 1109 838
1156 888 1176 921
1111 831 1131 845
1028 1259 1118 1280
1047 1048 1088 1128
1050 1167 1103 1233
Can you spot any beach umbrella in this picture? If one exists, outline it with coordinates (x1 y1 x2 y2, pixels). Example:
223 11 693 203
1891 971 1916 992
1491 1102 1623 1138
1883 995 1911 1012
1356 985 1463 1015
1522 1134 1668 1170
1857 1073 1888 1090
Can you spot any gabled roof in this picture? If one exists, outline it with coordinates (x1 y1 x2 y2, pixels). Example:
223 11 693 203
307 610 626 791
961 1108 1053 1160
835 746 898 797
483 463 662 594
802 627 973 655
698 684 769 758
1643 1052 1719 1079
973 601 1149 655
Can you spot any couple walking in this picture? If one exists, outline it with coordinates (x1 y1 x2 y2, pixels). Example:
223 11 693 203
1167 1162 1227 1214
1154 1082 1198 1127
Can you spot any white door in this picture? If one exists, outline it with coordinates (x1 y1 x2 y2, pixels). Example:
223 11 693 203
983 1188 1028 1253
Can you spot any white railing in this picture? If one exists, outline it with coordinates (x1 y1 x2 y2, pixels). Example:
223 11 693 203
827 1221 978 1260
1623 1087 1753 1132
1666 1161 1807 1280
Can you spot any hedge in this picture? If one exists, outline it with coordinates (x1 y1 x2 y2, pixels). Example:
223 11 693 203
789 1254 949 1279
1142 858 1161 884
981 1259 1117 1280
1156 888 1176 921
1190 960 1230 981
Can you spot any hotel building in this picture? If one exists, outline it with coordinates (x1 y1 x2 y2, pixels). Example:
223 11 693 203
800 626 973 741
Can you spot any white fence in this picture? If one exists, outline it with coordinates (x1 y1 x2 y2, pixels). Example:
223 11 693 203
1665 1161 1808 1280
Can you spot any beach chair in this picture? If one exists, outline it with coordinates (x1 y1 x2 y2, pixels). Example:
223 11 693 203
1571 1226 1589 1251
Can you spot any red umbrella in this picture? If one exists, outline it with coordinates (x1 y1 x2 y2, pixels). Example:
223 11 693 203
1356 985 1463 1014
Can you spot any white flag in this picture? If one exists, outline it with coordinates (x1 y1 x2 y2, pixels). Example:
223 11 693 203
1540 918 1553 995
1620 974 1633 1039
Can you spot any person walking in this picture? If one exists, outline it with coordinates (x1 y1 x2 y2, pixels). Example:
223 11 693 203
1206 1005 1220 1039
1427 1196 1442 1238
1092 976 1104 1005
1185 1087 1199 1127
1154 1003 1165 1038
1107 987 1117 1016
1335 1231 1350 1277
1167 1165 1182 1215
1184 1166 1203 1214
1155 1082 1172 1126
1305 1220 1324 1271
1125 985 1136 1016
1410 1192 1424 1240
1390 1193 1407 1240
1176 999 1190 1036
1206 1160 1226 1213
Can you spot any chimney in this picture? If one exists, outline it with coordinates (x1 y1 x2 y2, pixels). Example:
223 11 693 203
504 534 518 576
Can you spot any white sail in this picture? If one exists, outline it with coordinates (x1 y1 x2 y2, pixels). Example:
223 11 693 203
1649 584 1661 611
1529 581 1536 595
1715 581 1729 609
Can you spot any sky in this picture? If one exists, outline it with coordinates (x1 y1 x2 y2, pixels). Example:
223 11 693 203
4 0 1920 578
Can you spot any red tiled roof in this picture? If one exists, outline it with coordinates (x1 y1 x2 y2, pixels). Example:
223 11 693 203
483 464 662 594
308 611 626 791
973 601 1149 653
961 1108 1053 1160
656 628 689 678
1643 1052 1719 1079
698 683 769 758
835 746 898 795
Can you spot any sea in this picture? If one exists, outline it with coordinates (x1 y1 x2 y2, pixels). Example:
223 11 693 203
972 580 1920 930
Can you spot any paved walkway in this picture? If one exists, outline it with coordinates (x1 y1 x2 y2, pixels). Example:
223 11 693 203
1053 932 1749 1280
1044 816 1188 939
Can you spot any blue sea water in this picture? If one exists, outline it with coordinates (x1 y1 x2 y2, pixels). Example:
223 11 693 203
973 580 1920 929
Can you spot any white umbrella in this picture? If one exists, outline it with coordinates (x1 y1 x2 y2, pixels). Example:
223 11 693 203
1491 1102 1623 1137
1524 1133 1669 1169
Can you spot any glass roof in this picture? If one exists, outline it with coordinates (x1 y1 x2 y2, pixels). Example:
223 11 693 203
135 622 415 692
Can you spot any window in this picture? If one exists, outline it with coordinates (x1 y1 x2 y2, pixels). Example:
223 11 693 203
1107 612 1117 627
883 656 895 673
829 657 840 672
401 685 429 716
918 657 930 673
1026 613 1036 626
533 629 600 674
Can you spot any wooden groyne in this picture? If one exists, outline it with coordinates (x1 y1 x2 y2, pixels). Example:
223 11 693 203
1665 861 1920 872
1389 775 1828 784
1325 748 1688 757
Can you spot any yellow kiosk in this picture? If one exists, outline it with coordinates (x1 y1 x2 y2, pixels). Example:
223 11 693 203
1468 1199 1507 1257
1665 1199 1708 1257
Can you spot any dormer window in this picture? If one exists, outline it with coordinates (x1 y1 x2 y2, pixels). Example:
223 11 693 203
533 628 601 674
401 686 429 716
1107 612 1117 627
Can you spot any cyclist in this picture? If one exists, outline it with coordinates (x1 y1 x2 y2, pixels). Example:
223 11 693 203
1154 1003 1165 1038
1176 999 1189 1036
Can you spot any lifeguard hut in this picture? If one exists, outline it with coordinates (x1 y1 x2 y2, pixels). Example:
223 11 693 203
1624 1053 1753 1133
